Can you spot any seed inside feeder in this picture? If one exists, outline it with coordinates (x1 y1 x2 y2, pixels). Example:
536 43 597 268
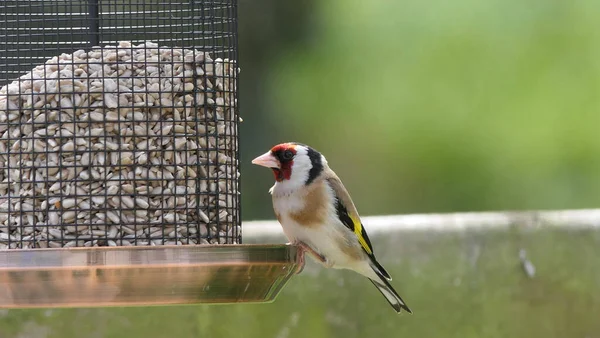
0 41 241 249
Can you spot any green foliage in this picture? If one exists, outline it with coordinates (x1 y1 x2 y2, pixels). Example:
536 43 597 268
243 0 600 219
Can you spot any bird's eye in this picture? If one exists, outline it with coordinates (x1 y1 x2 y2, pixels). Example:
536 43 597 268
282 150 294 161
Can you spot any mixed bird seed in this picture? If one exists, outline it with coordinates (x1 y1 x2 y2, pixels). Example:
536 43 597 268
0 41 240 249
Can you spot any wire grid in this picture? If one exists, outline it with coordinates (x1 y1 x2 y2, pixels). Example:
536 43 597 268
0 0 241 249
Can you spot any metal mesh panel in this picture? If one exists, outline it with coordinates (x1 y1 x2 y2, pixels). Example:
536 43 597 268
0 0 241 249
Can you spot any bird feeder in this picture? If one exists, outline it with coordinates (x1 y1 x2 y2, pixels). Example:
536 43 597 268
0 0 299 308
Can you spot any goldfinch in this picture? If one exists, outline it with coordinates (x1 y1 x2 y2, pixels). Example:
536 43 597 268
252 142 412 314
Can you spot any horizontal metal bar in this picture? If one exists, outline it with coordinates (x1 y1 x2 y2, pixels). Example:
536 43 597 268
1 41 91 46
1 27 89 31
0 21 234 31
1 43 235 51
0 8 233 17
243 208 600 238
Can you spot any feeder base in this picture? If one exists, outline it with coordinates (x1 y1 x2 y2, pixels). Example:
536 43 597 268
0 244 301 308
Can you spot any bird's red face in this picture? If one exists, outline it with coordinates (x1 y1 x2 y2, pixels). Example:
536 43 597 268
252 143 298 182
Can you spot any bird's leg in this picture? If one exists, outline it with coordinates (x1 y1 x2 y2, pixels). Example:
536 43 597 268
297 241 327 264
288 240 306 274
291 241 330 274
295 245 306 274
292 241 328 274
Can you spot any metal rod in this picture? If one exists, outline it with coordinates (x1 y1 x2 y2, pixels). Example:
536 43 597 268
88 0 100 46
244 208 600 239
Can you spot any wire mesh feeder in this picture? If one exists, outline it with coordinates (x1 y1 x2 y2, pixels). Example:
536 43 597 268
0 0 300 308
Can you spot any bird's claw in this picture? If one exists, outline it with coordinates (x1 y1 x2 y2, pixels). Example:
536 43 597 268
294 242 306 274
295 249 306 274
300 241 330 268
292 241 330 274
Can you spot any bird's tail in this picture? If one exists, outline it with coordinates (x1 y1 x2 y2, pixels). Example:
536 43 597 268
367 259 412 314
368 277 412 314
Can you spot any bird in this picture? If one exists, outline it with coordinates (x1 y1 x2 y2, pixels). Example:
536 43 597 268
251 142 412 314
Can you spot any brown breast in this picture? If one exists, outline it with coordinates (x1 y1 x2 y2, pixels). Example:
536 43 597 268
288 181 329 228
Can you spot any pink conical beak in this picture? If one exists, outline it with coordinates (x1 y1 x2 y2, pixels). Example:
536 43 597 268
251 151 280 169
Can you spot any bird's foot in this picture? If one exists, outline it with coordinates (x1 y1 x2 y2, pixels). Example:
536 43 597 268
292 241 332 274
293 241 329 274
298 241 326 263
298 241 330 265
295 247 306 274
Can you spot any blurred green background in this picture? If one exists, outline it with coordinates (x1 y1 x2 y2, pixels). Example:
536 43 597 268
240 0 600 219
3 0 600 336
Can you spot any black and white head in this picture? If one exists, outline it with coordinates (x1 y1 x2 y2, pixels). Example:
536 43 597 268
252 142 327 191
